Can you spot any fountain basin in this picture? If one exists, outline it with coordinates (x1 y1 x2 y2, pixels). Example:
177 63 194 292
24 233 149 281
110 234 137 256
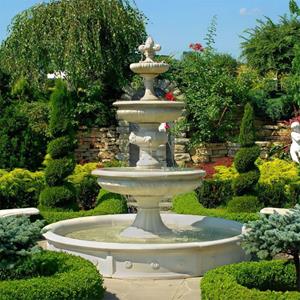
43 214 248 279
114 101 185 123
92 168 204 196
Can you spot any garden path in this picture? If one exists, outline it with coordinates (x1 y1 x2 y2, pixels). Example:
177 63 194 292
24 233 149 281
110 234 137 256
103 277 201 300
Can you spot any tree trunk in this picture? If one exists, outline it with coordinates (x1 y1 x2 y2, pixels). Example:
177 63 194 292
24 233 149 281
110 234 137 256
293 251 300 291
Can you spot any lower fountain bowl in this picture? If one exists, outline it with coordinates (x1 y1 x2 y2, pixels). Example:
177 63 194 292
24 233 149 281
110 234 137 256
43 214 248 279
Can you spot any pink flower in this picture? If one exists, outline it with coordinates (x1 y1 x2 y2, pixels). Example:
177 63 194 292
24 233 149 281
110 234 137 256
165 92 175 101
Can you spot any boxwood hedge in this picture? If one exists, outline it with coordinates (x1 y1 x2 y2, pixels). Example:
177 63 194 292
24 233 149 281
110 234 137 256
0 251 104 300
201 260 300 300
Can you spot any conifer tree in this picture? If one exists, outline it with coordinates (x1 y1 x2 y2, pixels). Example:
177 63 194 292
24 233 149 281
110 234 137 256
39 79 77 210
243 205 300 291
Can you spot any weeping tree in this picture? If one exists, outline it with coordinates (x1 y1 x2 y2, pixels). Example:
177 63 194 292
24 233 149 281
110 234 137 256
243 205 300 291
0 0 146 127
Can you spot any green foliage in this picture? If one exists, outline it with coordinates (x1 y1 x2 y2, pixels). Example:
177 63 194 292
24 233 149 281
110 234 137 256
94 189 127 214
0 216 44 269
232 168 260 196
0 0 146 127
49 79 73 138
239 103 256 147
76 175 100 210
241 13 300 76
234 146 260 173
0 102 48 170
44 157 76 186
243 205 300 290
243 205 300 259
201 260 300 299
288 182 300 206
0 169 44 209
215 158 299 185
172 192 258 223
47 136 74 159
0 251 58 281
233 103 260 197
68 162 99 210
41 80 77 211
175 49 244 144
197 179 233 208
0 251 104 300
227 196 261 213
257 182 289 207
39 184 78 211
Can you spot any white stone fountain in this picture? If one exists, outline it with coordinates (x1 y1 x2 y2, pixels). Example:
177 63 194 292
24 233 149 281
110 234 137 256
43 37 247 278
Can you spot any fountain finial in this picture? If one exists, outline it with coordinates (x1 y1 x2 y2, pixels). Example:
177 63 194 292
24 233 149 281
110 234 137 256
138 36 161 62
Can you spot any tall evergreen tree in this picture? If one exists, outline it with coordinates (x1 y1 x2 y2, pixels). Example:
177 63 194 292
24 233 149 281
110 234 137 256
39 79 77 210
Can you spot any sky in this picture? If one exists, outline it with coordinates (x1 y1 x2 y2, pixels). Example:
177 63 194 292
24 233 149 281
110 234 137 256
0 0 291 59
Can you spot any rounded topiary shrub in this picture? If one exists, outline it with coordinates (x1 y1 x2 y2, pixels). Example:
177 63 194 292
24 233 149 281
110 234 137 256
39 184 78 210
257 182 288 207
94 189 127 214
234 145 260 173
0 251 104 300
47 136 74 159
232 168 260 196
76 175 100 210
201 260 299 300
44 157 76 186
227 195 261 213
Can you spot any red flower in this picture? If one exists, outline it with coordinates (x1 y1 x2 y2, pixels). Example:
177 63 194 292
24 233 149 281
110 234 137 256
165 92 175 101
189 42 204 52
164 123 170 130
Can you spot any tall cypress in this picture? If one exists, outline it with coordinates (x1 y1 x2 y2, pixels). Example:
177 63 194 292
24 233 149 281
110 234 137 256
39 79 77 210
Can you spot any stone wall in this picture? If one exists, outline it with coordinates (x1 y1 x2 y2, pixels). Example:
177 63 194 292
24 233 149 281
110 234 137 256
75 127 120 163
75 122 291 166
174 122 291 166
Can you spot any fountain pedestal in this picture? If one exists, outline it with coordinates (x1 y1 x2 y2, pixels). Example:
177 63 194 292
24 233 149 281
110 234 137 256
120 196 172 238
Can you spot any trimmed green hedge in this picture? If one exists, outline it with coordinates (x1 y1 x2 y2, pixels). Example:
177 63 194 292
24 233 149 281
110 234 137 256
0 251 104 300
172 192 258 223
201 260 299 299
41 189 127 223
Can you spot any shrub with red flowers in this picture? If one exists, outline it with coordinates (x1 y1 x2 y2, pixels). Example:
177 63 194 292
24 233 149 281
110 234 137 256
199 157 233 179
164 91 175 101
189 43 204 52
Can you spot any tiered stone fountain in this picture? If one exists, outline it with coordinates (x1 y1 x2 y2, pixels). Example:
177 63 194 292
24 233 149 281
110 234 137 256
43 37 247 279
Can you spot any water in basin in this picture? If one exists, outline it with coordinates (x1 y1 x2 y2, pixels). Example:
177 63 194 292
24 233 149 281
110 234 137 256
65 221 241 244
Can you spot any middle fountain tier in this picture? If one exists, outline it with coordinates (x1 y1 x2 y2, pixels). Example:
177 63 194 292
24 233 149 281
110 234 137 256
92 37 205 239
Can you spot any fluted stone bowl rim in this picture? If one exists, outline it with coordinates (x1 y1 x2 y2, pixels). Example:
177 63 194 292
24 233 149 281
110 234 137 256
92 167 205 178
113 100 185 108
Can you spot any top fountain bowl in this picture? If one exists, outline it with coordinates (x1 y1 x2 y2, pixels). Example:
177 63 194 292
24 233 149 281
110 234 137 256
130 62 169 75
92 167 205 197
114 100 185 123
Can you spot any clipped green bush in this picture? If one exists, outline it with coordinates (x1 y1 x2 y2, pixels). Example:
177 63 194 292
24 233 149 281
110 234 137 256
288 182 300 206
44 157 76 186
227 195 261 213
47 136 74 159
0 216 44 269
39 185 78 211
0 169 44 209
201 260 299 299
257 182 288 207
0 251 104 300
232 168 260 196
76 175 100 210
234 145 260 173
233 103 260 197
197 179 233 208
172 192 258 223
94 189 127 214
